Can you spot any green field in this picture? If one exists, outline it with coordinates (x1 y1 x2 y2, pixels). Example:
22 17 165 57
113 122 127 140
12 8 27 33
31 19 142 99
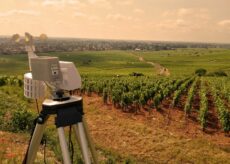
134 48 230 76
1 48 230 77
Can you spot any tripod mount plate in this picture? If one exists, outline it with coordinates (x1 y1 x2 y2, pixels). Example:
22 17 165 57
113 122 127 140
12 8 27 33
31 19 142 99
40 96 84 128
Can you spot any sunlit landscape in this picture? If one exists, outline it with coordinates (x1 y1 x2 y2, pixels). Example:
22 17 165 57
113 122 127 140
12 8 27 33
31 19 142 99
0 0 230 163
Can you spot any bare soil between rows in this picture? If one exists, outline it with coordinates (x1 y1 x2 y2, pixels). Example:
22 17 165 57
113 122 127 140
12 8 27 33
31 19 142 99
83 94 230 163
1 93 229 163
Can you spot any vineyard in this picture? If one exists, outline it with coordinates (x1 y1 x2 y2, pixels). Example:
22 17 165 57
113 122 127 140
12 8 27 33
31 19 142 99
1 75 229 133
80 75 230 133
0 77 230 162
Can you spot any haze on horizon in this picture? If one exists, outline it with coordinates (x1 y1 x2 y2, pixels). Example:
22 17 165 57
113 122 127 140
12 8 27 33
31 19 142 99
0 0 230 43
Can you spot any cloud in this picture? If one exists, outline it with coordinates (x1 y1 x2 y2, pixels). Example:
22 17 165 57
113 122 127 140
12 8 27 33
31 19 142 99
116 0 133 6
0 10 40 17
73 11 86 17
175 19 188 27
163 8 210 20
218 20 230 27
177 8 192 17
42 0 79 6
106 13 133 21
154 17 208 33
89 16 100 21
56 20 65 25
88 0 106 4
156 19 189 30
156 8 211 32
42 0 63 6
87 0 111 9
133 9 144 14
162 8 191 17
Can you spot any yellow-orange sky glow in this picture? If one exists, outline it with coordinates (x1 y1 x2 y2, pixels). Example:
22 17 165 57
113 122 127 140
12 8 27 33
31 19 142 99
0 0 230 43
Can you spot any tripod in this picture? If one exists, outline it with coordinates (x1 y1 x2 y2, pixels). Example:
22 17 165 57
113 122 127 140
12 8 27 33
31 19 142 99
23 96 98 164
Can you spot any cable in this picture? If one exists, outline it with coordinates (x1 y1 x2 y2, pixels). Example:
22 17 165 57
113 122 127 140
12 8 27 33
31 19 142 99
69 91 74 162
35 99 40 114
68 125 74 163
43 138 47 164
66 91 75 163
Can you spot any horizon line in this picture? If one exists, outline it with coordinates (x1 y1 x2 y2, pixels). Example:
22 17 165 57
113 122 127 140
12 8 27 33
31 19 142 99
0 34 230 45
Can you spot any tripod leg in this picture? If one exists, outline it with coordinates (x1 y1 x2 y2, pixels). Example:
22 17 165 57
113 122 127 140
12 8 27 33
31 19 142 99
82 118 98 164
57 127 71 164
25 123 46 164
73 123 91 164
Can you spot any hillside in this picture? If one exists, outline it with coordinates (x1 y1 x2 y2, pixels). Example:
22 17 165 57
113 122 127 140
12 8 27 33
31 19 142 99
0 48 230 163
1 94 229 163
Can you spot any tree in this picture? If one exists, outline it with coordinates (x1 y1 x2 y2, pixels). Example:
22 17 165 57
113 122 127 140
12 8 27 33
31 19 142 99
195 68 207 76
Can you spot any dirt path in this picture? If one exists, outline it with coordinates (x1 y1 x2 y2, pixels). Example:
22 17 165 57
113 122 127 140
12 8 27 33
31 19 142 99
138 55 170 76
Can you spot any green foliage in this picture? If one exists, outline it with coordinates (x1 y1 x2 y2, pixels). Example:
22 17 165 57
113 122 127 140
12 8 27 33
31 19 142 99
214 95 230 132
103 88 108 104
199 79 208 130
0 77 6 86
83 76 188 112
207 70 227 77
208 78 230 132
129 72 144 76
11 108 36 132
153 94 161 110
184 78 198 114
106 156 116 164
123 158 135 164
195 68 207 76
0 75 23 87
0 78 35 132
172 77 195 107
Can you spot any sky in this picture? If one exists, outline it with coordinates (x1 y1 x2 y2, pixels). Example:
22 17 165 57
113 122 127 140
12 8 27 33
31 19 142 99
0 0 230 43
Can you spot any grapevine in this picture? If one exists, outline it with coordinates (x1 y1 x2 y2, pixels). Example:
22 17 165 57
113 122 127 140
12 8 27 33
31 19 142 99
198 78 208 130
